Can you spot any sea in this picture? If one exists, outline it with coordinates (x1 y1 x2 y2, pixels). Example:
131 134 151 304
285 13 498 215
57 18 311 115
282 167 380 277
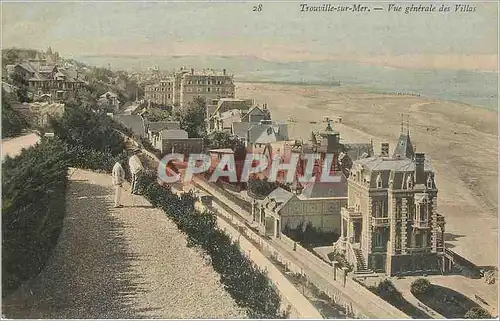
72 55 498 111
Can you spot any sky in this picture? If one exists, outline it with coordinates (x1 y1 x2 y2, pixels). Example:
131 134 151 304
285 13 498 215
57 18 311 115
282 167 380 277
1 1 498 71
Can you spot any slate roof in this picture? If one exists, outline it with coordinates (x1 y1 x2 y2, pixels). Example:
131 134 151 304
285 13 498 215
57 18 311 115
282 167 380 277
263 187 295 213
248 122 288 144
159 129 188 139
114 115 146 137
299 172 348 199
353 156 434 172
232 122 258 139
392 133 415 159
212 98 252 116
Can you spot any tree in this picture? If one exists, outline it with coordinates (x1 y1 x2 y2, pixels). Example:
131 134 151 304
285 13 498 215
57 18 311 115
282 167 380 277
144 107 172 122
464 307 492 319
2 91 28 138
50 104 124 156
176 97 207 138
10 71 32 103
204 131 243 150
410 278 432 295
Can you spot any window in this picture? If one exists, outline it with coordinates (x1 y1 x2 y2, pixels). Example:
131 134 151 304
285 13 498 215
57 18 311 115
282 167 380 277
376 174 382 188
395 230 401 250
395 200 402 219
207 87 211 92
420 201 427 221
406 175 413 189
167 94 171 98
427 175 433 189
415 232 423 247
374 232 383 247
216 88 220 92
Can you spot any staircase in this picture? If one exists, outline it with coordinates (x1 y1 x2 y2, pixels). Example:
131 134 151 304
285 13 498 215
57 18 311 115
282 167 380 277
352 248 374 274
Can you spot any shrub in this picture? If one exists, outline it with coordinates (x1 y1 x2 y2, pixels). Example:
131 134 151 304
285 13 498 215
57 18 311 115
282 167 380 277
375 279 404 302
410 278 432 295
50 104 127 172
137 173 282 318
2 137 69 297
248 177 285 198
464 307 492 319
2 94 29 138
50 104 125 157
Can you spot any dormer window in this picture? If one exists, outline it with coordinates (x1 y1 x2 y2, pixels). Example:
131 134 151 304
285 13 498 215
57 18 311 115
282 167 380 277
376 174 382 188
427 175 433 189
406 174 413 189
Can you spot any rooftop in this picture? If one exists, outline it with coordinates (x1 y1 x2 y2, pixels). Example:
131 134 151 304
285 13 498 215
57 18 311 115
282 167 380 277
159 129 188 140
299 172 348 199
354 155 434 172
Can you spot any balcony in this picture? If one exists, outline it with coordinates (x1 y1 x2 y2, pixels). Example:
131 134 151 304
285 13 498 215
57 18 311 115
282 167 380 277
341 207 362 220
371 216 389 227
406 246 432 253
413 220 430 229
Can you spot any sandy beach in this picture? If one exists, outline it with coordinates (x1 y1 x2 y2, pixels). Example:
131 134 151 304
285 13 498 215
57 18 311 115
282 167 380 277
236 82 498 267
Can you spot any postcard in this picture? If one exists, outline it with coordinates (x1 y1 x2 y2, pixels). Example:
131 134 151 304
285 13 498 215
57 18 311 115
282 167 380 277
1 1 498 319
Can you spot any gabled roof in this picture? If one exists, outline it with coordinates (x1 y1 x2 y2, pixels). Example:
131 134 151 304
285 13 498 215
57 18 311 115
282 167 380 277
232 122 258 139
263 187 295 213
211 98 252 117
100 91 118 99
220 109 243 120
39 65 57 74
159 129 188 139
17 62 37 74
248 122 289 144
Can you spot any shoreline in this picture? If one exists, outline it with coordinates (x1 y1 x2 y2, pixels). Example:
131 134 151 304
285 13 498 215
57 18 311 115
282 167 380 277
236 80 498 112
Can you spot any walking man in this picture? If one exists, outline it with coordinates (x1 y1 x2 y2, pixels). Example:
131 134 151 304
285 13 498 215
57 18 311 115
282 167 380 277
129 150 144 194
112 160 125 208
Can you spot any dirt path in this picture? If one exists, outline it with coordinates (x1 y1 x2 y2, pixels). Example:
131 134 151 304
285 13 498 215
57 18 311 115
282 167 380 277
1 133 40 161
2 169 245 319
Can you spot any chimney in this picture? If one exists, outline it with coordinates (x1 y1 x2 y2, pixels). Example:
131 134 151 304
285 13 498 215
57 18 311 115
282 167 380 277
223 68 226 75
415 153 425 185
381 143 389 156
191 68 194 75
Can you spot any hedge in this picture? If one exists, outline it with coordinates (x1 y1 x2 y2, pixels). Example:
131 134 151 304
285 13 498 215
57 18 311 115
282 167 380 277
410 278 431 295
137 173 282 318
50 105 129 173
2 137 69 297
464 307 492 319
